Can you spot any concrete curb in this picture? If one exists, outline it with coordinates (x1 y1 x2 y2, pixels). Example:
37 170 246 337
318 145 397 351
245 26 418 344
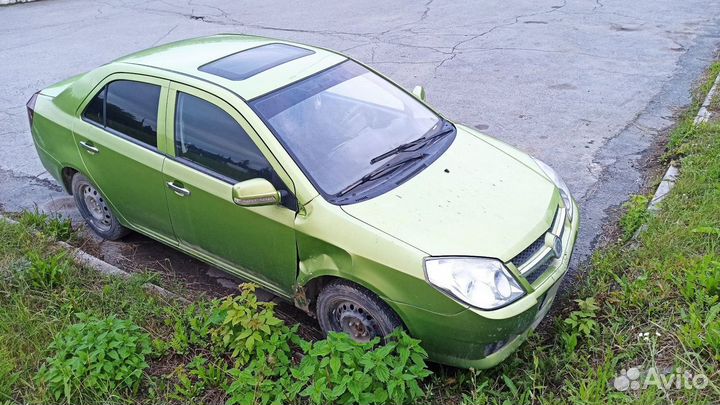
0 214 189 304
646 163 680 213
0 0 37 5
633 69 719 239
694 73 720 126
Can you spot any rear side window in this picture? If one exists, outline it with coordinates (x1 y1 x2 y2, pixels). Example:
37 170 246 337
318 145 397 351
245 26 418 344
174 92 273 183
83 87 105 124
82 80 161 148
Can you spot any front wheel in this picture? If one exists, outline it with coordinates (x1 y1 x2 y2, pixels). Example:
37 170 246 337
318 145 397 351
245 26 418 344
316 280 403 343
71 173 129 240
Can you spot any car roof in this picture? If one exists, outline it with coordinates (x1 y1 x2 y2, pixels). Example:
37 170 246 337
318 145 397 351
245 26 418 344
113 34 346 100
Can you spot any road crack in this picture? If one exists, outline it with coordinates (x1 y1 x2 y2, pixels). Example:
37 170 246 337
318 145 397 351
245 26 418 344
432 0 568 75
152 23 178 46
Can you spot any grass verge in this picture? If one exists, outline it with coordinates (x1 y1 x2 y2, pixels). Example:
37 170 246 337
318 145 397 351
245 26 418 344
0 218 431 404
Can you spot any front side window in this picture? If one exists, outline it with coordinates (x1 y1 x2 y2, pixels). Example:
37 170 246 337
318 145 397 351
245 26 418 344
251 60 444 201
174 92 274 183
82 79 160 148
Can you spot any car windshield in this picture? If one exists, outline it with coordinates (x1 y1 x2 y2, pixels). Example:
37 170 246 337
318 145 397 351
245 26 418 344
251 60 441 198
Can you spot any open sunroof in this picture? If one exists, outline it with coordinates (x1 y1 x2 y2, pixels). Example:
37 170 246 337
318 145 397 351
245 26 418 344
198 43 315 81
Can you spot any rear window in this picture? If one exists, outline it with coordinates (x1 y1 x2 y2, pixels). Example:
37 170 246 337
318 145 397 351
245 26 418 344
198 43 314 81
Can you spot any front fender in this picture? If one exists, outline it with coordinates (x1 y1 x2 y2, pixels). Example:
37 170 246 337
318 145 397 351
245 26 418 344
294 199 466 318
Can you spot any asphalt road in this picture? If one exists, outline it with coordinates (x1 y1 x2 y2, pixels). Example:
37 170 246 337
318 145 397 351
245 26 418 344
1 0 719 282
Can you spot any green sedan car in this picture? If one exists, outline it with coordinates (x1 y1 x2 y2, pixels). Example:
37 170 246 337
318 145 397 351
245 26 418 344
27 34 578 368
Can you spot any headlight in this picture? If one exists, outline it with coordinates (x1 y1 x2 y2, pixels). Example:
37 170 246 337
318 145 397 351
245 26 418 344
532 157 574 222
424 257 525 310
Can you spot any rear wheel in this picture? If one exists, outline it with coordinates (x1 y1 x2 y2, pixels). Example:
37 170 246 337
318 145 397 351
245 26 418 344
71 173 129 240
316 280 403 343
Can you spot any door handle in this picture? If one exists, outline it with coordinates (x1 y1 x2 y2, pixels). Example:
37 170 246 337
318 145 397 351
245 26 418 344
166 181 191 197
79 141 99 155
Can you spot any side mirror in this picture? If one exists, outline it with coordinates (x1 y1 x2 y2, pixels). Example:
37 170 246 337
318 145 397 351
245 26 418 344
412 85 427 102
232 178 280 207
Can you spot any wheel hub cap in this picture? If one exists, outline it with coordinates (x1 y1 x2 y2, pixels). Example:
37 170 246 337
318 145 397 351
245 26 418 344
81 184 112 231
333 302 378 343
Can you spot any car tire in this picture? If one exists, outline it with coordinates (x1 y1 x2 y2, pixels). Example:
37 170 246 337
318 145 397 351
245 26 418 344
71 173 129 240
316 280 403 343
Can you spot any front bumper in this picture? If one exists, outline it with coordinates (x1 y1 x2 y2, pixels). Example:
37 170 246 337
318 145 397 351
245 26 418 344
392 199 579 369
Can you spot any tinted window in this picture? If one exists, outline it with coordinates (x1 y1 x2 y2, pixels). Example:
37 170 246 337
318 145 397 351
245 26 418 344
199 44 314 81
83 86 105 124
175 92 273 183
105 80 160 147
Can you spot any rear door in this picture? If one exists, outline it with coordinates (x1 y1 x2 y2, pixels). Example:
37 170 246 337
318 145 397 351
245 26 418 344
162 82 298 296
72 74 175 243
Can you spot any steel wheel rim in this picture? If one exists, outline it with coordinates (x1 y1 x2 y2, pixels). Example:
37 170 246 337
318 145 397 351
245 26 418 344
80 183 112 232
328 300 380 343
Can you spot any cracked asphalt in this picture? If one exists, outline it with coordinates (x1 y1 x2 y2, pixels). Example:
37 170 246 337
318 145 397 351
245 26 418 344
1 0 719 293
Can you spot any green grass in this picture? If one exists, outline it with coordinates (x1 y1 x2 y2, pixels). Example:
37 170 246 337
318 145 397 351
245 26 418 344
17 208 74 242
0 220 181 404
620 195 650 241
0 218 432 404
667 62 720 155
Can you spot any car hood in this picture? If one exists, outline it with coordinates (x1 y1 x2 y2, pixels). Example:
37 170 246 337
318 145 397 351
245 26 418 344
341 125 560 262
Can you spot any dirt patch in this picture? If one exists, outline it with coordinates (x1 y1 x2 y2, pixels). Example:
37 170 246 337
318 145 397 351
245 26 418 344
70 224 323 340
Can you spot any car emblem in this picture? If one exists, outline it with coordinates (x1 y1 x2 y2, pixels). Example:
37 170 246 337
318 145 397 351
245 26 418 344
545 233 563 259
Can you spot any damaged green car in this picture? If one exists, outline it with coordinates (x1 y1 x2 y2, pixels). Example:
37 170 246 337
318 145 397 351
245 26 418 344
27 34 579 368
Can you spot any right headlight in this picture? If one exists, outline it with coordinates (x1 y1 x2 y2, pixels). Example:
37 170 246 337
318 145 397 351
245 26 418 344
532 157 574 222
424 257 525 310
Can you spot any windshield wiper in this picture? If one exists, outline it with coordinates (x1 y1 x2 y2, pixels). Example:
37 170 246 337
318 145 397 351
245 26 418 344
337 154 427 197
370 121 454 164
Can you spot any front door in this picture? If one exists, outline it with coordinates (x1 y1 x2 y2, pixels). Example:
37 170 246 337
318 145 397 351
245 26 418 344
72 75 175 243
162 83 298 296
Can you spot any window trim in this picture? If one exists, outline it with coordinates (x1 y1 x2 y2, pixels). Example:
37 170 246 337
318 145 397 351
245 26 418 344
81 118 162 154
76 73 170 154
173 155 239 185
